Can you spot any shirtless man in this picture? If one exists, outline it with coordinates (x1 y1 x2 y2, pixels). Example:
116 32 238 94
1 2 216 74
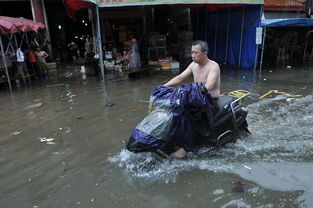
164 40 221 158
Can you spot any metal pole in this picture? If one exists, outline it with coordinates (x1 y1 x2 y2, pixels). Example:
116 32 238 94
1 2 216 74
253 42 259 71
188 8 191 31
0 35 12 91
41 0 53 59
205 6 208 41
89 8 96 51
259 26 266 72
30 0 36 21
225 8 230 64
197 8 199 39
303 31 310 63
14 34 18 49
25 32 29 45
254 5 263 71
152 8 155 32
96 6 105 82
214 10 218 60
238 6 245 69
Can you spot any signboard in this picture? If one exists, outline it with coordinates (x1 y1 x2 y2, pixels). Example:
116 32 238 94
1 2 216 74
93 0 264 7
256 27 263 45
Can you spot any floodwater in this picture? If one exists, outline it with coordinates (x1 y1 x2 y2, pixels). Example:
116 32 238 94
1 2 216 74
0 65 313 208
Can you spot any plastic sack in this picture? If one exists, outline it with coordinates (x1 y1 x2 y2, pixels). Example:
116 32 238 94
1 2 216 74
127 82 215 153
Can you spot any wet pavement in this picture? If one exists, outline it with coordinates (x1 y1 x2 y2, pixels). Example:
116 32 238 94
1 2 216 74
0 65 313 208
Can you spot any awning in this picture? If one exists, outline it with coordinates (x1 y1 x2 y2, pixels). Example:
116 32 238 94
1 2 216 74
0 16 46 35
65 0 263 10
261 18 313 27
64 0 95 18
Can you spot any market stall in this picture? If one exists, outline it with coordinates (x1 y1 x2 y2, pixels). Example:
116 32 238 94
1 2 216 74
0 16 46 91
64 0 263 74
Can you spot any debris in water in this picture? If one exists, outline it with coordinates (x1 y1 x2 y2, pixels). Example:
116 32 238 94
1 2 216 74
65 72 72 78
258 90 302 99
10 131 21 136
244 165 252 170
46 142 56 145
213 189 225 195
76 116 82 119
104 103 114 107
47 83 64 88
69 94 77 98
65 127 71 134
39 137 55 142
228 77 234 80
232 181 244 193
131 108 137 112
286 65 292 69
139 100 149 103
62 161 68 171
25 102 42 110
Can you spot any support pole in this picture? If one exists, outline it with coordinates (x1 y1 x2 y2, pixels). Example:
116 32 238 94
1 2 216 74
30 0 36 21
253 41 259 71
0 35 12 91
303 31 310 63
238 7 245 69
89 8 96 50
259 26 266 73
96 6 105 82
225 8 230 64
205 6 208 41
214 10 218 60
254 5 263 71
188 8 191 31
14 34 18 49
41 0 53 59
25 32 29 45
152 8 155 32
196 8 199 39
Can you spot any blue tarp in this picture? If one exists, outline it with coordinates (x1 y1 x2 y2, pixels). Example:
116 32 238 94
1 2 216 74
261 18 313 27
130 82 215 152
192 5 262 69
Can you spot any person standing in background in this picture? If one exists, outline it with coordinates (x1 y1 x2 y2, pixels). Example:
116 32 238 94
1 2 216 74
34 47 49 81
16 48 31 84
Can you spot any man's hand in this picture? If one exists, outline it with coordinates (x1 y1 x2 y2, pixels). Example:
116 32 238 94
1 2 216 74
164 64 193 87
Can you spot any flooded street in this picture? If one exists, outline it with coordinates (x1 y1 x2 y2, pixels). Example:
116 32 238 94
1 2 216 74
1 65 313 208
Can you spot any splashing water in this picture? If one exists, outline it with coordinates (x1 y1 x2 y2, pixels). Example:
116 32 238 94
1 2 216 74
108 95 313 183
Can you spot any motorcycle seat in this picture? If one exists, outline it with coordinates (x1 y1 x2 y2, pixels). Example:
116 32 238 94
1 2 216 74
213 95 236 122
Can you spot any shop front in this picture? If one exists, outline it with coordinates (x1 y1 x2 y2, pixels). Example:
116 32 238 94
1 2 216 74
64 0 264 78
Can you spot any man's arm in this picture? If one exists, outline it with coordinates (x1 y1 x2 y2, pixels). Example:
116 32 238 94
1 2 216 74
205 63 219 91
43 52 49 59
164 64 193 87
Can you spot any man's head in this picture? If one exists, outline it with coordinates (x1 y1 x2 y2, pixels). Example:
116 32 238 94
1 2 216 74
191 40 208 64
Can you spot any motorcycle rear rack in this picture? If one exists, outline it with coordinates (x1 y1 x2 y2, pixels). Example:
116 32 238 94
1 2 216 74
228 90 250 131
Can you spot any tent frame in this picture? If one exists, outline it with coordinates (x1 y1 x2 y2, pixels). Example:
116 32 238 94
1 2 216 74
0 32 34 91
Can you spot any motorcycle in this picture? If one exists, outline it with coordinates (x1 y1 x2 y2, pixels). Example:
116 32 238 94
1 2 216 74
126 89 250 159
